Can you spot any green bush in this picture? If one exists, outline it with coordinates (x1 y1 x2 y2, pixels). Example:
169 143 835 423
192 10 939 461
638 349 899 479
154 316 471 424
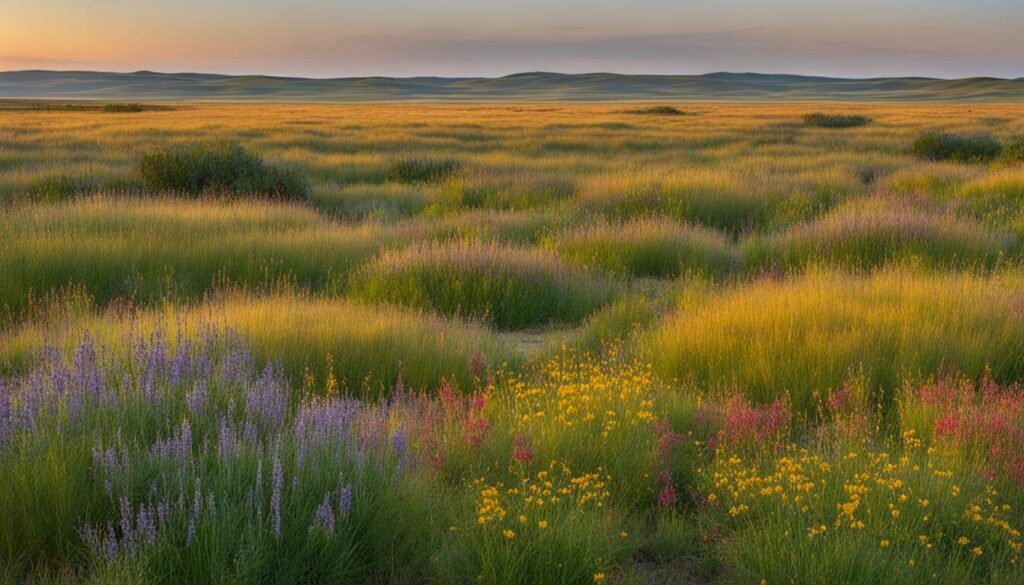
387 158 459 184
137 142 309 199
803 113 872 128
910 132 1002 163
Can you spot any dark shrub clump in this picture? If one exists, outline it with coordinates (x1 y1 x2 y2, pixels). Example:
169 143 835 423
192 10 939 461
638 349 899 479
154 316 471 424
911 132 1002 163
1002 136 1024 164
102 103 147 113
802 113 872 128
626 106 688 116
137 142 309 199
387 158 459 184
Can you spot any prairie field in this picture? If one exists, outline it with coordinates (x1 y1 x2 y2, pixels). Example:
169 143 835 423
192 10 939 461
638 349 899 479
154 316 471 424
2 102 1024 584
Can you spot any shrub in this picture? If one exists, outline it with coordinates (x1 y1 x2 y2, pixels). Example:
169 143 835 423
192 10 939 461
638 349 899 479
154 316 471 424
137 142 309 199
911 132 1002 163
624 106 687 116
348 241 613 330
803 113 872 128
387 158 459 184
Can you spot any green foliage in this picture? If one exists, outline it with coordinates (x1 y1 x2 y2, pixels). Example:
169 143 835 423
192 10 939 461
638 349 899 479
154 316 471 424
803 113 872 128
911 132 1002 163
743 196 1013 271
646 269 1024 415
1002 136 1024 164
387 158 459 184
137 142 309 199
349 241 613 329
436 172 576 211
548 218 738 278
0 197 396 314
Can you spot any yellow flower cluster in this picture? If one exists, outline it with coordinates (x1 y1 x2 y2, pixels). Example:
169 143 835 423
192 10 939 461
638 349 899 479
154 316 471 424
473 460 613 534
506 352 660 438
702 431 1022 567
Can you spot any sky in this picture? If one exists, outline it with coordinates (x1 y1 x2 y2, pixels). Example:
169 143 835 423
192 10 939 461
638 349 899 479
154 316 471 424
2 0 1022 79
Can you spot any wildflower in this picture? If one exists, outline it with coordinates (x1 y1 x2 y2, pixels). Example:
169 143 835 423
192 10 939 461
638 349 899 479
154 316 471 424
538 521 548 529
513 434 534 463
271 450 283 539
503 529 515 540
958 536 970 546
593 573 606 583
972 547 983 557
880 540 890 548
311 492 335 535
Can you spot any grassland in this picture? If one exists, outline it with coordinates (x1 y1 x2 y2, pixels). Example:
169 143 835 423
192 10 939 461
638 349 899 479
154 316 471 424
1 102 1024 584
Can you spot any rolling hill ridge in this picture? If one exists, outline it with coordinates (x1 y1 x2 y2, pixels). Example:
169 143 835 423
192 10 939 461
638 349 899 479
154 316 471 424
0 70 1022 102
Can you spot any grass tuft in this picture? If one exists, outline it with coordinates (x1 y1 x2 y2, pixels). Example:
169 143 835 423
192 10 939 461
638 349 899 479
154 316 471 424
348 241 613 329
137 141 309 199
803 113 872 128
911 132 1002 163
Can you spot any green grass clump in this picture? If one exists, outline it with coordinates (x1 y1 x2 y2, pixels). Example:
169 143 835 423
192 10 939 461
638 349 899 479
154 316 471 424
803 113 872 128
0 197 401 315
646 269 1024 415
137 141 309 199
387 157 459 184
548 218 737 278
311 183 430 220
436 171 576 211
911 132 1002 163
1002 136 1024 165
743 196 1013 271
348 241 613 330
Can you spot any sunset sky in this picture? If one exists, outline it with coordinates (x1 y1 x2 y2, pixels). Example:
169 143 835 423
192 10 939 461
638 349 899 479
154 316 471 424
3 0 1022 78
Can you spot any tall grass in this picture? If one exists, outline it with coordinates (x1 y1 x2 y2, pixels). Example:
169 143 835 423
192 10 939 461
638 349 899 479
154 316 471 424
0 197 406 315
1 292 513 395
548 217 738 278
348 241 613 330
646 269 1024 415
744 196 1014 271
580 166 856 234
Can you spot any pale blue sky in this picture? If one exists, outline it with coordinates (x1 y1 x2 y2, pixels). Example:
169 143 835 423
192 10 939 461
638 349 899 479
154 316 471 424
3 0 1022 77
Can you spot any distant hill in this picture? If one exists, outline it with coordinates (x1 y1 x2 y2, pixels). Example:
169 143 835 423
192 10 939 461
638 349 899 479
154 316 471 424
0 70 1022 102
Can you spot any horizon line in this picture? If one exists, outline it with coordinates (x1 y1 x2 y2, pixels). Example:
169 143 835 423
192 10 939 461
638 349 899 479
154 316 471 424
3 69 1022 83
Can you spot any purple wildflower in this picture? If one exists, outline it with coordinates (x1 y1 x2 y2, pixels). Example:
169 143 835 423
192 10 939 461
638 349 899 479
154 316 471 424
271 449 283 538
311 491 335 535
186 381 207 415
